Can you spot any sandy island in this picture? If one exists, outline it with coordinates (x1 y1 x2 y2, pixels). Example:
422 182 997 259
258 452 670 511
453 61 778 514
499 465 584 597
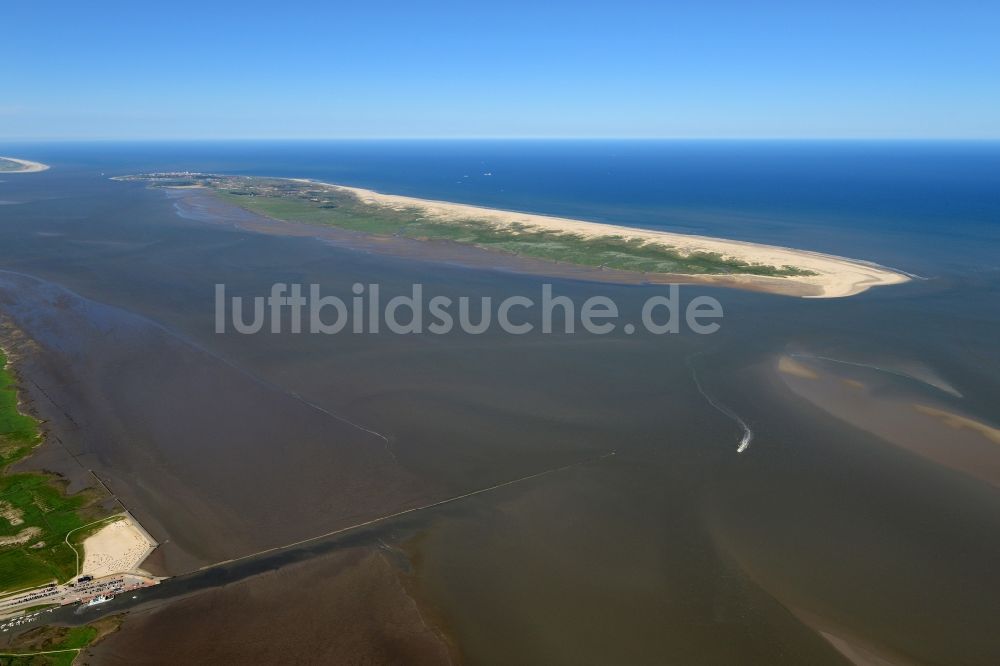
122 172 913 298
297 180 911 298
0 157 50 173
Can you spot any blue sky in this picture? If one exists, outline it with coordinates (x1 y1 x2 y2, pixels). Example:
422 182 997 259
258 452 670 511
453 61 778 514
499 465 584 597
2 1 998 139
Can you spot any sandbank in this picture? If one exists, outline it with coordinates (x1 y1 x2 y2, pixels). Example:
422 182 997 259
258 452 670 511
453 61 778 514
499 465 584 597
299 179 911 298
0 157 49 173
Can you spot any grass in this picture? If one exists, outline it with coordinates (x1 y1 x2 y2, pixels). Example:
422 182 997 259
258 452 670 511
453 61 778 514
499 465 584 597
0 160 22 173
0 353 37 458
0 351 104 595
0 616 123 665
148 174 815 278
0 650 79 666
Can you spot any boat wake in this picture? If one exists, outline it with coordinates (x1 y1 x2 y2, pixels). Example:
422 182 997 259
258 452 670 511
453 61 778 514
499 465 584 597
687 354 753 454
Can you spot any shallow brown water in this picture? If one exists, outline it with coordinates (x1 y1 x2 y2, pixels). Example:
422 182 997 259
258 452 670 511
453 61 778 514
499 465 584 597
83 546 453 665
1 166 999 664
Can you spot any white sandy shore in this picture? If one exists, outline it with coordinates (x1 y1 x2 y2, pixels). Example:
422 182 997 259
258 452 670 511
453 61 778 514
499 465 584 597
81 514 157 577
296 179 910 298
0 157 49 173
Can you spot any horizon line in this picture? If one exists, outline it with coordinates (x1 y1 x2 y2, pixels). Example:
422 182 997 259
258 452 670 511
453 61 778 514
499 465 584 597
3 136 1000 143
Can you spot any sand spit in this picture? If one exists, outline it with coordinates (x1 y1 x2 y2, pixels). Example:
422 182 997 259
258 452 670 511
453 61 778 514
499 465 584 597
0 157 50 173
298 179 911 298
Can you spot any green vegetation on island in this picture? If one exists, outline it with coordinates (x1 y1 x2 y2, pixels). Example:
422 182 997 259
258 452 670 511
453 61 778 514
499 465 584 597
0 159 21 173
119 173 816 277
0 350 105 595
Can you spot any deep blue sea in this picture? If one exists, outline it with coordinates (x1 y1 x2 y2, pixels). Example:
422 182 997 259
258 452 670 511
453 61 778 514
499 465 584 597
4 140 999 276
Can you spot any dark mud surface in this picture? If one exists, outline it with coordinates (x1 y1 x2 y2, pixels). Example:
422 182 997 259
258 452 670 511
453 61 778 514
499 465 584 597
1 164 999 663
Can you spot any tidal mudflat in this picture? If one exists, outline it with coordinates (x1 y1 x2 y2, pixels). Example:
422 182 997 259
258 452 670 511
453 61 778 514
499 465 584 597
86 545 454 665
0 146 998 663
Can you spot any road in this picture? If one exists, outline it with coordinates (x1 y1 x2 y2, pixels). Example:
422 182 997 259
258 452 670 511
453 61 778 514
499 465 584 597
0 573 159 622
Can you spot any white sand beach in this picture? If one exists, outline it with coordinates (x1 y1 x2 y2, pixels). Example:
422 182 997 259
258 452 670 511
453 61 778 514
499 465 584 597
81 514 158 577
303 180 910 298
0 157 50 173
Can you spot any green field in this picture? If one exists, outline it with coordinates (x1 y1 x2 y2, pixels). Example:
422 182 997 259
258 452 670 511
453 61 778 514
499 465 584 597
0 616 122 665
0 159 21 173
124 174 815 277
0 352 37 463
0 350 104 594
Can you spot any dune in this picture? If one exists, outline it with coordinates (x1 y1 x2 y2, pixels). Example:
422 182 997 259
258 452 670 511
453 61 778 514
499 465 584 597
315 180 911 298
